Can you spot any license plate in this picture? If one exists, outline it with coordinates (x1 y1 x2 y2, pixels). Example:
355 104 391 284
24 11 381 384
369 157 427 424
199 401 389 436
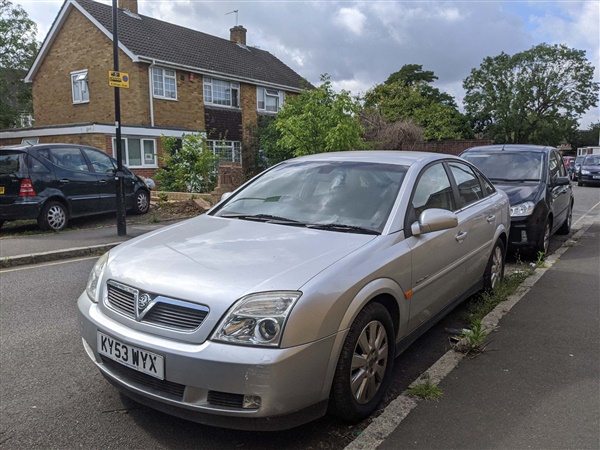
593 175 600 179
97 332 164 380
0 186 4 194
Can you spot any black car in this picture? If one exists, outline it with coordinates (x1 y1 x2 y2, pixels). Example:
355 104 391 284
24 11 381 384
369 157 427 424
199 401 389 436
461 145 573 256
0 144 150 231
577 154 600 186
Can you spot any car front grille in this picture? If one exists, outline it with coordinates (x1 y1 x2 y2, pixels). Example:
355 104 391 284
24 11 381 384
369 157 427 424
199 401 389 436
106 280 209 331
101 356 185 400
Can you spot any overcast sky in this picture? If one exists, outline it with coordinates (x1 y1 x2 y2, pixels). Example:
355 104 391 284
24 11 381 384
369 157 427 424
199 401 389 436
13 0 600 128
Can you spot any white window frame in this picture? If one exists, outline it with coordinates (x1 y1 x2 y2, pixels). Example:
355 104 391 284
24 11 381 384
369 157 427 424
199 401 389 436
257 87 284 113
206 140 242 163
203 77 240 108
71 69 89 104
112 137 158 168
152 67 177 100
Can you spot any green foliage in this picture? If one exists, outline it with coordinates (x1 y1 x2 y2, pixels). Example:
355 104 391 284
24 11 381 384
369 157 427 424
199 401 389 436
244 114 290 171
274 74 365 157
463 43 599 146
0 0 38 129
407 373 443 400
154 134 220 193
569 122 600 151
455 319 489 355
364 65 471 141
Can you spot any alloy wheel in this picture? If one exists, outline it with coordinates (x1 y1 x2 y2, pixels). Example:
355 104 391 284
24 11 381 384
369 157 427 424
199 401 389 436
137 191 149 212
350 320 389 404
490 245 504 289
47 205 66 230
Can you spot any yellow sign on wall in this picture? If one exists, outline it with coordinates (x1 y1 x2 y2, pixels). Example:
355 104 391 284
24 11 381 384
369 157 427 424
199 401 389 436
108 71 130 88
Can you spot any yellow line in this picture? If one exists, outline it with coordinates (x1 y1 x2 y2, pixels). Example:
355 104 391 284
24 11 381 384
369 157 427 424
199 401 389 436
0 256 99 274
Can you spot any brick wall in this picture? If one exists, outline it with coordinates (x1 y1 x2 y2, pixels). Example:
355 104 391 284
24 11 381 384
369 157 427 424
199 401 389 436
153 71 204 130
32 7 150 127
241 84 258 142
404 140 493 155
217 162 244 189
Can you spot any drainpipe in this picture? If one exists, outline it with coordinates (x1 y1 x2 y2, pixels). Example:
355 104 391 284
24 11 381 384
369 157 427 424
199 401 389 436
148 60 155 127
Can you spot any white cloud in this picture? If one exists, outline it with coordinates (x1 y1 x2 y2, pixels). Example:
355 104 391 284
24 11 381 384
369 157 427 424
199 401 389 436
334 7 367 36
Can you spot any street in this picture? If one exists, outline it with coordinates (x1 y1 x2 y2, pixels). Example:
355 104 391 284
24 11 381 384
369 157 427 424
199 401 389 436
1 186 598 449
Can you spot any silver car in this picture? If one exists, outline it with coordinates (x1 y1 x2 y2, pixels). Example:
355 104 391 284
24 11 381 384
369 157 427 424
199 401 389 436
78 151 509 430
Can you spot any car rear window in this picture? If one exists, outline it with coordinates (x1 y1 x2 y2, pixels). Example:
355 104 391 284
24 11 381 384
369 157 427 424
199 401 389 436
0 152 26 176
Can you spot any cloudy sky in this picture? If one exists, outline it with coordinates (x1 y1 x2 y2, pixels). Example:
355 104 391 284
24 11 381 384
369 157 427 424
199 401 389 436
14 0 600 127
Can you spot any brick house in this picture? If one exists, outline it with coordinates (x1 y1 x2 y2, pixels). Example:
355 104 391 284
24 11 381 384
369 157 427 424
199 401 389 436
0 0 307 181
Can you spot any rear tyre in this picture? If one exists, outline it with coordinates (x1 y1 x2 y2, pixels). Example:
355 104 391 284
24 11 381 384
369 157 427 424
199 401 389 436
556 204 572 235
38 201 68 231
577 181 584 187
484 240 505 291
329 302 395 423
132 189 150 215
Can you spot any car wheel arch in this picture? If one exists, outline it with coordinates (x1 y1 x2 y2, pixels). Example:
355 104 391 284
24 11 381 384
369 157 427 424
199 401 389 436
42 196 70 217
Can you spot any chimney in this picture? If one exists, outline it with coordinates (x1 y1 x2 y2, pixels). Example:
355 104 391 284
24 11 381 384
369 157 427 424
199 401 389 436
118 0 138 14
230 25 247 45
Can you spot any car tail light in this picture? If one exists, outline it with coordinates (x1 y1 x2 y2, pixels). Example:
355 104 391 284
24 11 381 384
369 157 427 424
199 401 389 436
19 179 36 197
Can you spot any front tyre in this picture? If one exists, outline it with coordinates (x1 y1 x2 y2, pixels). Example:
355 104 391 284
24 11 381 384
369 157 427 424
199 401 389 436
484 240 505 291
535 218 551 256
38 201 68 231
330 302 395 423
556 204 572 235
132 189 150 215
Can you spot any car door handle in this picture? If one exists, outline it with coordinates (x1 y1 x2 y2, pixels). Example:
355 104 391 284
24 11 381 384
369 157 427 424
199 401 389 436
486 215 496 223
455 231 468 242
99 180 107 185
59 179 70 184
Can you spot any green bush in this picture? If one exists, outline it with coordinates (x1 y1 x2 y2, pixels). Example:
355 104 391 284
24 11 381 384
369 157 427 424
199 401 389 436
155 134 220 193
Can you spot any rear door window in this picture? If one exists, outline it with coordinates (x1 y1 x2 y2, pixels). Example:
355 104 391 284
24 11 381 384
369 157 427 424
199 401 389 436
49 147 91 172
448 162 484 208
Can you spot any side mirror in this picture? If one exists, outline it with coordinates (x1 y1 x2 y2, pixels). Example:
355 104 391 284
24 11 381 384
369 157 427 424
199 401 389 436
554 176 570 186
411 208 458 236
221 192 233 202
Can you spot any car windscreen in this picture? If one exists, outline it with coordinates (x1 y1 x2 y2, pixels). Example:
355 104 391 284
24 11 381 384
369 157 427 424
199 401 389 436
582 155 600 166
0 152 26 176
461 152 544 182
213 161 408 233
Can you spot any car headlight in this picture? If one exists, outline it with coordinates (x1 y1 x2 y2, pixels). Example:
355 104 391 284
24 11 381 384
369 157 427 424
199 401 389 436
581 169 590 175
212 291 302 347
510 201 535 217
86 252 109 303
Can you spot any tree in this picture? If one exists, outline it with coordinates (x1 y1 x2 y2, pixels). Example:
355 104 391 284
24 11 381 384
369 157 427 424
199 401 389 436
568 122 600 151
364 65 472 141
463 43 599 146
0 0 38 129
154 134 220 192
273 74 364 158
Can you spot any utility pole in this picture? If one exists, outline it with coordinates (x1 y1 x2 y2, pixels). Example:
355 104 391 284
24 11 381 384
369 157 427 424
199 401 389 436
112 0 126 236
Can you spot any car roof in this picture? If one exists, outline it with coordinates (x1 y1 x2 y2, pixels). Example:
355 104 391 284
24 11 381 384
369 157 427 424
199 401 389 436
462 144 554 154
0 143 94 152
287 151 461 166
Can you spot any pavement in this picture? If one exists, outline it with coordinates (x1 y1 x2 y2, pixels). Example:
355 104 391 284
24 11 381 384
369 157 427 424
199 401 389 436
1 216 599 449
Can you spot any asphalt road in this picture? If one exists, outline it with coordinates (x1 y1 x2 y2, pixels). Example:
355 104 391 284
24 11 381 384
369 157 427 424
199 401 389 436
0 186 598 449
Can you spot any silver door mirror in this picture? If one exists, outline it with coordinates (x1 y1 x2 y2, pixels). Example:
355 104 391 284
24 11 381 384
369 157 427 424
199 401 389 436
411 208 458 236
220 192 233 202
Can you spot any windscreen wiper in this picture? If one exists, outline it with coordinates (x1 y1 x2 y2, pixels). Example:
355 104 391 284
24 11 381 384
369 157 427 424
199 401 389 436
220 213 302 224
306 223 380 235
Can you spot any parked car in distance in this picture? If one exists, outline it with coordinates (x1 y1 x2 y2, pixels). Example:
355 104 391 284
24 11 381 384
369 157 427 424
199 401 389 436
0 144 150 231
78 151 510 430
577 154 600 186
573 155 586 181
461 145 573 256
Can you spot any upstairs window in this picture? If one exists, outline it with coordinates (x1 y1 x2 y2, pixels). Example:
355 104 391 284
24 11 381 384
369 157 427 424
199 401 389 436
257 87 284 112
204 77 239 108
152 67 177 100
71 70 89 104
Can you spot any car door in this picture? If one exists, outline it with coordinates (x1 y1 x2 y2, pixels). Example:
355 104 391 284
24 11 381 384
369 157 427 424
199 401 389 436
404 162 465 333
446 161 499 286
48 147 100 216
82 147 117 212
548 150 570 231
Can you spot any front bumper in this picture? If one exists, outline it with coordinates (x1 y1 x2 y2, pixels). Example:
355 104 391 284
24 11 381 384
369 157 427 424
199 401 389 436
77 292 337 430
578 173 600 185
507 216 544 249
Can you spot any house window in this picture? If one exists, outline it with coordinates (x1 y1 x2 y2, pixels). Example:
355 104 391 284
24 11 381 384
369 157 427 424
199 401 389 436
203 77 240 107
71 70 89 104
206 140 241 163
257 87 284 112
112 137 157 168
152 67 177 100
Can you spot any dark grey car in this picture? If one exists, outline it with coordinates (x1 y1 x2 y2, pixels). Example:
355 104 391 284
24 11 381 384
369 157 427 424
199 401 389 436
0 144 150 230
